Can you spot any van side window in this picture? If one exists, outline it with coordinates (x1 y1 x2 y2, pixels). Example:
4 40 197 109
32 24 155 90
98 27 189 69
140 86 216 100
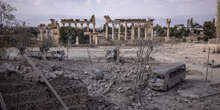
169 67 185 78
169 71 177 78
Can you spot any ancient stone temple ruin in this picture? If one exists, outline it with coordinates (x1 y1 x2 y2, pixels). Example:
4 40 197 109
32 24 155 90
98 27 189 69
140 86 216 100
61 15 96 45
104 15 154 41
38 19 60 44
61 15 96 33
38 15 154 45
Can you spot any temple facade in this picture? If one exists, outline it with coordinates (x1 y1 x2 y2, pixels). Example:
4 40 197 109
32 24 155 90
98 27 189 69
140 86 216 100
104 15 154 41
38 15 154 45
38 19 60 44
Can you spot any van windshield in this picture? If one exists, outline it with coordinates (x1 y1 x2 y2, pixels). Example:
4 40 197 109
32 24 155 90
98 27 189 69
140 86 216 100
152 74 165 80
151 74 165 83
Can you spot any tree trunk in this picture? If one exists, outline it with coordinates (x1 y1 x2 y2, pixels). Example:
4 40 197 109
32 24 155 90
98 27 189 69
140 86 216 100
42 50 47 60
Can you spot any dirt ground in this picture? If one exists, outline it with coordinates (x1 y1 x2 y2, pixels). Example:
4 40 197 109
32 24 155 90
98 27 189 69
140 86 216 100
1 43 220 110
53 43 220 83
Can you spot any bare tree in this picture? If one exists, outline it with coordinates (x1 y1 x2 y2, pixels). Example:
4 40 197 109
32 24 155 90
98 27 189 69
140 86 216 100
0 1 16 59
0 1 16 33
39 37 53 60
15 27 33 55
135 38 156 105
0 36 7 59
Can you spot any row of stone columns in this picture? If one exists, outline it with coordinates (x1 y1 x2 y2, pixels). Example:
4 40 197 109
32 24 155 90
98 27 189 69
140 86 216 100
64 22 95 33
62 21 96 45
105 23 152 40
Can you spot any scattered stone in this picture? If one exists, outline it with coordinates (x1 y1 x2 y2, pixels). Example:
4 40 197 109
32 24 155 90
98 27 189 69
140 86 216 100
95 71 104 80
45 72 57 79
129 96 135 101
211 64 220 68
53 70 64 76
0 63 17 73
0 72 89 110
51 65 62 71
105 48 120 62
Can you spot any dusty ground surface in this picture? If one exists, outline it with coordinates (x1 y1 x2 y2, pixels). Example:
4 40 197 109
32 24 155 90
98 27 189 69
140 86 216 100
58 43 220 83
1 43 220 110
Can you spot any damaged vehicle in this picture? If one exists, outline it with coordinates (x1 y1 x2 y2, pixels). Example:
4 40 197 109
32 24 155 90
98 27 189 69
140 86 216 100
149 63 186 91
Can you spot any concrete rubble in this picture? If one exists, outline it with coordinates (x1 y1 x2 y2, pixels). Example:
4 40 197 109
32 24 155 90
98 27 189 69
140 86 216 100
0 43 220 110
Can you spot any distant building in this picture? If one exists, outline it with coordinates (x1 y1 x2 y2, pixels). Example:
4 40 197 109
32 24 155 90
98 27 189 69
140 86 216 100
187 18 203 35
38 19 60 44
175 24 185 30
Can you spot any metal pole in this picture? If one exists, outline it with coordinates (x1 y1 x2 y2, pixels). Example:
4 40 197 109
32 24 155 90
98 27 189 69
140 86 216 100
67 46 69 60
205 48 210 81
67 36 70 60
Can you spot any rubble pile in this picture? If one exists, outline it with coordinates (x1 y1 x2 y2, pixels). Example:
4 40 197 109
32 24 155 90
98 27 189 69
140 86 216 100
0 63 89 110
1 44 220 110
105 48 120 62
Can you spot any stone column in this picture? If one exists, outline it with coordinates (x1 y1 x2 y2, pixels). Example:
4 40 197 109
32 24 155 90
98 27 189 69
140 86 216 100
138 25 141 40
62 23 65 27
93 23 96 33
131 24 135 40
39 29 43 40
74 23 78 28
95 36 98 45
68 23 71 27
93 34 98 45
89 34 92 44
105 23 109 39
75 36 79 45
118 23 121 40
80 23 84 30
45 29 48 39
151 28 154 40
87 23 90 32
166 18 171 41
216 0 220 52
125 23 128 40
144 27 148 40
112 23 115 40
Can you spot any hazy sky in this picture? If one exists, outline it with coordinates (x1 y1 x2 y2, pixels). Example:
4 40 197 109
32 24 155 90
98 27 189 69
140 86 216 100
2 0 217 26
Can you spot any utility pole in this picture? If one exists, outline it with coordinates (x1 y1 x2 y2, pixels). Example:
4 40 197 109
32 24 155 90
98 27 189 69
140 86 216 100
205 48 210 81
67 35 71 60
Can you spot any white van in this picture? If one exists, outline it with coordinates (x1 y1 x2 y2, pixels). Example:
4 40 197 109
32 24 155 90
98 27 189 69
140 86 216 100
149 63 186 91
